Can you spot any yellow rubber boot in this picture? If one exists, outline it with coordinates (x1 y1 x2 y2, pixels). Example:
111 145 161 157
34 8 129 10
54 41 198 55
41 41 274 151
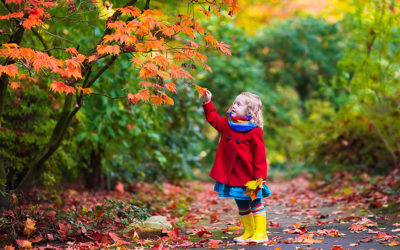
233 213 254 242
249 213 268 243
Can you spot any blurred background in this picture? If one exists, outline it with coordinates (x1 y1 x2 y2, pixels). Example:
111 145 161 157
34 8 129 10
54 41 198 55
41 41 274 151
1 0 399 193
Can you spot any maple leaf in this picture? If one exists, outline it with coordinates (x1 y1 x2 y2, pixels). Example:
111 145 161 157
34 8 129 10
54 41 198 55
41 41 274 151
65 48 79 56
195 230 213 238
58 222 71 240
139 81 152 87
217 41 232 56
76 87 93 95
117 6 141 17
330 246 344 250
389 240 400 246
31 235 42 243
87 54 98 62
165 82 176 93
96 44 120 55
193 83 207 98
108 232 130 245
50 81 75 95
243 178 264 201
159 25 175 37
187 39 200 49
16 239 32 248
173 52 186 62
5 0 24 5
208 239 222 249
161 92 174 105
144 39 164 50
10 81 20 90
4 245 15 250
23 218 36 235
139 62 158 78
204 34 218 46
348 224 367 233
130 57 143 66
153 55 169 68
0 64 18 77
169 64 192 80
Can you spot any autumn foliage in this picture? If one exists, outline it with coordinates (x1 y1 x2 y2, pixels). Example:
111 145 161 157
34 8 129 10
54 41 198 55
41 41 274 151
0 0 237 106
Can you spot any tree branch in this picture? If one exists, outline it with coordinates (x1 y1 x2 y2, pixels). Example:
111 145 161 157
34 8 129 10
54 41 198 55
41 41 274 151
84 55 117 88
31 28 52 56
90 92 126 100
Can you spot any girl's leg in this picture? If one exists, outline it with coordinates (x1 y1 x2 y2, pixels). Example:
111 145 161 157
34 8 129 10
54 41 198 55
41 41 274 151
249 198 268 242
233 199 254 242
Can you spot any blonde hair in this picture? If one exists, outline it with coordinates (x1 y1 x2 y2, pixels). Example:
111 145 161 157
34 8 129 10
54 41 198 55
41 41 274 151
227 92 264 129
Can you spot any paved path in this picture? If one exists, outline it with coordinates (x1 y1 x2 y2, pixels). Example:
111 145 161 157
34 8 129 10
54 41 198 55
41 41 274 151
184 176 400 249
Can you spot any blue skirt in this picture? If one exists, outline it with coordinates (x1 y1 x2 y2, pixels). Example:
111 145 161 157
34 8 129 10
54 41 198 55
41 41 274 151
214 181 271 200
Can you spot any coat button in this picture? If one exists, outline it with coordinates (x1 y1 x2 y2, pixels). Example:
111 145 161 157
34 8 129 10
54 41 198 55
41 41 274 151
227 136 231 141
236 139 240 144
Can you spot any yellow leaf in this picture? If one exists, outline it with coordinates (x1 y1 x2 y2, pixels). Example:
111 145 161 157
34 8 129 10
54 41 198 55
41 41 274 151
343 186 352 196
23 218 36 235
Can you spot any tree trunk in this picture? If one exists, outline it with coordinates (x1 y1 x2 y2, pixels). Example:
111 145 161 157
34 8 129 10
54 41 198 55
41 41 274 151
15 94 77 191
84 146 104 190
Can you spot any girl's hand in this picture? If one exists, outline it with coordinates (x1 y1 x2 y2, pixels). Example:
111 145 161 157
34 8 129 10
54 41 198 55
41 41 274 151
203 90 212 104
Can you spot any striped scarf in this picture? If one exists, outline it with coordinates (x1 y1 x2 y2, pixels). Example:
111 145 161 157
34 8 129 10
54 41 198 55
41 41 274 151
228 112 257 131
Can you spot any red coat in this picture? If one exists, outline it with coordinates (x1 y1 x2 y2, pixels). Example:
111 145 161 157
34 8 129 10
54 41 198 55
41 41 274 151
202 100 268 186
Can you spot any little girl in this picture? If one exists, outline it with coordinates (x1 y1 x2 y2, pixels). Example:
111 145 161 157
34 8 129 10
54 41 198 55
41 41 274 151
202 90 271 243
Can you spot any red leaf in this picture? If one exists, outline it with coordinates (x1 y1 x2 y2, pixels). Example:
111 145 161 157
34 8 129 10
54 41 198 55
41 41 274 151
115 181 124 193
217 41 231 56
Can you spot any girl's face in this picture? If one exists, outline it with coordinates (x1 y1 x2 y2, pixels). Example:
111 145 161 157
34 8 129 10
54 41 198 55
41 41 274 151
231 95 249 117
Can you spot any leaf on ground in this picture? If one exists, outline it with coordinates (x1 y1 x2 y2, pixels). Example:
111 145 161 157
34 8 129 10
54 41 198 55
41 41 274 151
348 224 367 233
23 218 36 235
16 239 32 248
208 239 222 248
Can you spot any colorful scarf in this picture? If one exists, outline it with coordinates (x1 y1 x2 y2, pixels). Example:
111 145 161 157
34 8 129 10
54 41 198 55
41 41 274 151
228 112 258 131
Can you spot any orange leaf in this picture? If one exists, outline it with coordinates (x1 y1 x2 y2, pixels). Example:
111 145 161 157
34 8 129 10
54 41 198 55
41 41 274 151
165 82 177 93
154 55 169 68
65 48 79 56
77 87 93 95
139 62 158 78
174 52 186 62
144 39 164 50
23 218 36 235
193 83 208 98
16 239 31 248
130 57 143 66
151 94 163 106
161 92 174 105
10 81 20 90
117 6 141 17
349 224 367 233
50 81 74 95
31 235 42 243
204 34 218 46
0 64 18 77
96 44 120 56
4 245 15 250
139 81 152 87
87 54 98 62
169 64 192 80
183 26 196 39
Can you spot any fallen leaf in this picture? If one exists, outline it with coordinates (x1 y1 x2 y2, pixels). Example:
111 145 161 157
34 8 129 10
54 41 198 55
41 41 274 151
23 218 36 236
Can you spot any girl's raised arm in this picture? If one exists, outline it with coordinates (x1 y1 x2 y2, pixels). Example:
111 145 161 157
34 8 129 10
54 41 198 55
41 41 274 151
202 90 225 133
